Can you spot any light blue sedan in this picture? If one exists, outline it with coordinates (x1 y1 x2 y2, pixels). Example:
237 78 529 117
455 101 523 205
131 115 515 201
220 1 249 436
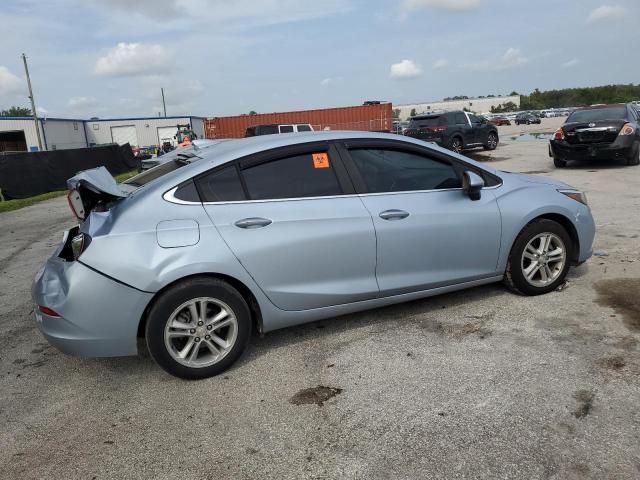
32 131 595 379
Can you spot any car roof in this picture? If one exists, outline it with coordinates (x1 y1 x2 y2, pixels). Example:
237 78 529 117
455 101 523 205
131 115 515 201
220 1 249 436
139 130 499 197
573 103 627 111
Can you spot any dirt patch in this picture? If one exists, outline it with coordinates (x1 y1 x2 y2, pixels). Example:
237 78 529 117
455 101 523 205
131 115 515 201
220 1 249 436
290 386 343 406
594 279 640 331
421 319 491 339
596 355 626 371
573 390 595 419
614 336 638 351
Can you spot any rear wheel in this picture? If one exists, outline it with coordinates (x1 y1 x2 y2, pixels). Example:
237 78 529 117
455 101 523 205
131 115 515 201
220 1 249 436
145 277 251 379
553 157 568 168
504 219 572 296
484 132 498 150
449 136 463 154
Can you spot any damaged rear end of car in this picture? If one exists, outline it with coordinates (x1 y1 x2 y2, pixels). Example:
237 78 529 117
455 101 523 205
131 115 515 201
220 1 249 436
32 167 154 357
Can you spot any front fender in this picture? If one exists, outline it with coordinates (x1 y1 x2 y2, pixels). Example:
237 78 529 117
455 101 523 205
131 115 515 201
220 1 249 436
495 185 594 271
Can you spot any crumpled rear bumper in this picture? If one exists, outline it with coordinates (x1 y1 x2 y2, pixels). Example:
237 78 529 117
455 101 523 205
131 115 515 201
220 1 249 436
31 253 153 357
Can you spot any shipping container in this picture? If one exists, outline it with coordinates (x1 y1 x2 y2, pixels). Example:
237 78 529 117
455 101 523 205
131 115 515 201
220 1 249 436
205 103 393 139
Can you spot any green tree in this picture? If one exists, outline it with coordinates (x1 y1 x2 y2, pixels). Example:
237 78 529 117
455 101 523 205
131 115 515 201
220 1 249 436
1 106 32 116
409 108 417 117
248 110 257 115
393 108 401 119
509 91 519 96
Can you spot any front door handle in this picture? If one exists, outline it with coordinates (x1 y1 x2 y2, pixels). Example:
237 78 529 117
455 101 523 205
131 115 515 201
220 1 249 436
234 217 273 229
379 209 410 221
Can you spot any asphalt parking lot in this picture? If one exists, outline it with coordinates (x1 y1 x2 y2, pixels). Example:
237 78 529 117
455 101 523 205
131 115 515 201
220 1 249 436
1 118 639 479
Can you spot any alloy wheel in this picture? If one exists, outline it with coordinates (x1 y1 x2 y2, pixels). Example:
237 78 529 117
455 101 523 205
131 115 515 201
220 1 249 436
164 297 238 368
520 233 566 287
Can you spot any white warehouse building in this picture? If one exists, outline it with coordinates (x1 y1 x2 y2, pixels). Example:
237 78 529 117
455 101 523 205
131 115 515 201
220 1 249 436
395 95 521 120
0 115 206 153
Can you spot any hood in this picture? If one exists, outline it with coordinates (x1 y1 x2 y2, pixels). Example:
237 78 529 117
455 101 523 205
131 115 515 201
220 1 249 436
67 166 129 198
504 171 573 189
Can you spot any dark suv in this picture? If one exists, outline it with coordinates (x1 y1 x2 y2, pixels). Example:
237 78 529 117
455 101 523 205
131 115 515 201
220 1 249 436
549 103 640 167
515 113 541 125
404 110 499 153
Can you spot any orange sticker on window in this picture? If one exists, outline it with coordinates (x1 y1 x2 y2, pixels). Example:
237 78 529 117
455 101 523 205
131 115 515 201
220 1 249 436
312 153 330 169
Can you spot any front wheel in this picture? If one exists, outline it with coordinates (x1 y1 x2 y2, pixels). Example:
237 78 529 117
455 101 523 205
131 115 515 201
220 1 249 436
626 143 640 166
484 132 498 150
504 219 572 296
553 157 568 168
145 277 252 379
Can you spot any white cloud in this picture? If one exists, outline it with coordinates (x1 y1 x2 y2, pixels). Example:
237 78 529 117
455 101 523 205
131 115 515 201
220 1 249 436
94 43 172 77
587 5 626 23
402 0 481 12
68 96 97 108
433 59 448 70
390 59 422 79
320 77 342 86
561 58 580 68
501 47 528 68
0 66 24 96
463 48 528 72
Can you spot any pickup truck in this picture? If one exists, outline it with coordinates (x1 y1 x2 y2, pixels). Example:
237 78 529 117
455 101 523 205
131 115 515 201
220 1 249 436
404 110 499 153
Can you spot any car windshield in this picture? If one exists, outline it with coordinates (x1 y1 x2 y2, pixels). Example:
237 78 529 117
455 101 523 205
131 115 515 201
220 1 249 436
568 107 627 123
409 116 441 128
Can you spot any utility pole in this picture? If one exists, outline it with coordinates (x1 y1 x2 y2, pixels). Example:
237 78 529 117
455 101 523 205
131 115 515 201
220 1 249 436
161 88 167 117
22 53 43 151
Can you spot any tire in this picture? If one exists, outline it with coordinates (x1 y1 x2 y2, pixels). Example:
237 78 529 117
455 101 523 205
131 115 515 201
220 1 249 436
504 219 572 296
526 120 531 125
449 136 463 154
145 277 252 379
483 132 499 150
553 157 568 168
626 143 640 166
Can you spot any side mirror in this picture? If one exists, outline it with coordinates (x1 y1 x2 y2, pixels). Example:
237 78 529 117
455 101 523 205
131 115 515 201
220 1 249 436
462 171 484 201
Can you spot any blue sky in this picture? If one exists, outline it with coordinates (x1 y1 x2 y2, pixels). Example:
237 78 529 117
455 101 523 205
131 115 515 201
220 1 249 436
0 0 638 118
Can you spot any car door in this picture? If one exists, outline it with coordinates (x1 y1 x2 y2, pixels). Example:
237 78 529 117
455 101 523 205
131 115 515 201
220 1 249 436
468 114 488 144
338 140 502 296
198 142 378 311
453 112 474 146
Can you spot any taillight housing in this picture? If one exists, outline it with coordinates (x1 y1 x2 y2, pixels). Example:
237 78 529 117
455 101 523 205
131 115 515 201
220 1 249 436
38 305 60 317
553 128 565 141
67 189 85 220
70 233 91 260
619 123 635 136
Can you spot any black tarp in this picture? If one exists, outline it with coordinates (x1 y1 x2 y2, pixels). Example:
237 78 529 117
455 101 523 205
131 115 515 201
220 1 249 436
0 144 139 199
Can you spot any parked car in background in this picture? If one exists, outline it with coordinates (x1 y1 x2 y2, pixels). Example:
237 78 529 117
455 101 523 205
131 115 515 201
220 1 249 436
487 115 511 126
393 121 410 134
33 131 594 379
245 124 314 137
139 139 230 171
549 103 640 167
515 113 542 125
404 110 499 153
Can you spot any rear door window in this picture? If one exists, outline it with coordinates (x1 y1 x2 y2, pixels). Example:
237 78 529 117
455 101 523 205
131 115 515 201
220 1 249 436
241 152 342 200
296 124 312 132
454 113 468 125
279 125 294 133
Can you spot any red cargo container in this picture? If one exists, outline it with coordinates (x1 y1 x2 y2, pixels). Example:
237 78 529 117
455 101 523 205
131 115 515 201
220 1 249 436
205 103 393 139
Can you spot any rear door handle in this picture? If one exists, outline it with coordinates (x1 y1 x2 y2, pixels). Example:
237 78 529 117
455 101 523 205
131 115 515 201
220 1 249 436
234 217 273 229
379 209 410 221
